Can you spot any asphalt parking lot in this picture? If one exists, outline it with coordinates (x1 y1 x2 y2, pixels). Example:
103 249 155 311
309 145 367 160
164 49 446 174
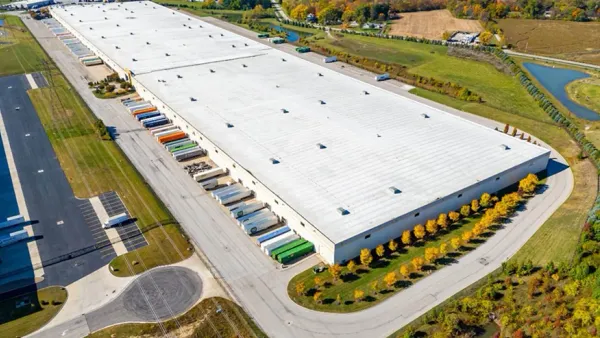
98 191 148 252
0 74 109 292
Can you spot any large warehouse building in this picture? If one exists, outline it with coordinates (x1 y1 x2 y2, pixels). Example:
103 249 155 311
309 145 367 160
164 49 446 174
50 2 550 264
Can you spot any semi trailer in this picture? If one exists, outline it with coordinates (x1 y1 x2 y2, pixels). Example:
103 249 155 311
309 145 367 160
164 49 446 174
262 233 299 255
103 212 129 229
193 167 226 182
278 241 314 264
0 215 25 230
271 239 307 259
256 226 290 244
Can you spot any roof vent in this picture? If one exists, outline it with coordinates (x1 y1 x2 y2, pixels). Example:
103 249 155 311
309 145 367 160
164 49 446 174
165 53 170 56
232 44 236 48
275 85 280 88
199 25 203 28
220 33 224 36
270 158 280 164
132 58 137 61
209 35 212 38
226 123 234 128
317 143 326 149
101 36 105 39
116 24 120 27
281 108 289 114
188 18 191 21
209 69 215 73
115 46 120 49
245 43 248 46
319 100 326 105
146 41 150 45
105 17 108 20
282 58 286 62
389 186 401 194
318 73 323 77
421 113 429 118
183 24 186 27
89 27 93 30
500 144 510 150
188 26 192 29
130 32 134 35
190 97 197 102
242 64 247 68
177 74 182 79
79 19 82 22
337 207 350 216
363 90 370 95
377 134 381 138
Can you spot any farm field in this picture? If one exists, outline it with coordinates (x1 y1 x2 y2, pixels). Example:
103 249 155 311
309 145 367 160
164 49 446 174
566 77 600 114
389 9 482 40
499 19 600 66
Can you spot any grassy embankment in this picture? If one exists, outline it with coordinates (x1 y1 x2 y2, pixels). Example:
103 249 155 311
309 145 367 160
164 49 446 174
86 297 266 338
0 15 48 76
0 287 67 337
566 77 600 114
282 30 597 312
4 15 192 276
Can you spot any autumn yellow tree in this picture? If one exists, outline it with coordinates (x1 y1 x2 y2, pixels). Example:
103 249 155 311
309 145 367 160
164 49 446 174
519 173 539 194
494 201 509 217
425 247 439 263
472 223 484 237
354 289 365 302
336 294 342 305
440 243 448 256
314 277 322 289
290 4 309 20
437 213 448 229
511 127 518 137
295 282 305 296
375 244 385 258
412 256 425 271
347 261 357 276
471 199 480 213
462 231 473 243
451 237 462 251
400 265 410 279
314 291 323 304
479 30 493 45
442 30 453 40
384 272 397 289
425 219 438 235
388 239 398 253
460 205 471 218
360 248 373 267
402 230 412 245
413 225 426 240
503 123 509 133
449 211 460 223
480 192 491 208
329 264 342 282
502 192 521 209
370 280 379 295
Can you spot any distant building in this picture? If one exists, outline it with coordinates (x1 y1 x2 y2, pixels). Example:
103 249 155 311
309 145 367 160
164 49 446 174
447 31 480 44
306 13 316 23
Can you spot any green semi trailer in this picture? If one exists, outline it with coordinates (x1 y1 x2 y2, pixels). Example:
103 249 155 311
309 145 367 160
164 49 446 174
270 238 307 259
169 142 196 153
278 241 314 264
295 46 310 53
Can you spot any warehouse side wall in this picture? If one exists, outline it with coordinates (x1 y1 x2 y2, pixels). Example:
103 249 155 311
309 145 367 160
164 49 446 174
333 152 550 263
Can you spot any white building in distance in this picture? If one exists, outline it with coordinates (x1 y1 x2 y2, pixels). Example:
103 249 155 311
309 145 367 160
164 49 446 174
50 2 550 264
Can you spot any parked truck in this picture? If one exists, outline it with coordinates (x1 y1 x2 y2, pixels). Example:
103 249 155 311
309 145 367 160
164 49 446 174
103 212 129 229
230 201 264 218
257 226 290 244
296 46 310 53
194 167 226 182
375 73 390 81
158 131 186 144
278 241 314 264
199 178 218 190
270 239 307 259
243 215 278 235
323 56 337 63
263 233 300 255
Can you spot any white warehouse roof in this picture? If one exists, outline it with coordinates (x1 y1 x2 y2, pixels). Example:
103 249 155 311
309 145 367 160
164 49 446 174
52 2 550 244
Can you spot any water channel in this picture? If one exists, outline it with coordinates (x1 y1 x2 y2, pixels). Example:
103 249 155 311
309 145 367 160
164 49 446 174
523 62 598 121
269 24 307 42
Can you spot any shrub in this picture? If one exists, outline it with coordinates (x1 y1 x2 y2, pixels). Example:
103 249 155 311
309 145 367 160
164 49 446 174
105 84 116 92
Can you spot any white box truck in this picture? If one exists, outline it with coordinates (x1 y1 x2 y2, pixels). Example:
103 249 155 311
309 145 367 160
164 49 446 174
103 212 129 229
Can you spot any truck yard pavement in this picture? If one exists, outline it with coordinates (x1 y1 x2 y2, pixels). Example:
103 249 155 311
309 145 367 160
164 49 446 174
23 13 573 338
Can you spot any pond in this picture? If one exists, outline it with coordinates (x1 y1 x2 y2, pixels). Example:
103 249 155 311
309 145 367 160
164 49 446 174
523 62 599 121
0 19 4 27
268 24 308 42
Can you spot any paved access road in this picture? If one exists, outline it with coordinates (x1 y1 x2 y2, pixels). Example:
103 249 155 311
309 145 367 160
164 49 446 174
23 14 573 338
0 74 111 292
504 49 600 71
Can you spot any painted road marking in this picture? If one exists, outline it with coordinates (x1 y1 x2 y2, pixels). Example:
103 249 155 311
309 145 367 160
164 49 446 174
56 220 64 225
37 169 44 173
0 108 44 279
25 133 30 137
90 197 127 256
25 73 38 90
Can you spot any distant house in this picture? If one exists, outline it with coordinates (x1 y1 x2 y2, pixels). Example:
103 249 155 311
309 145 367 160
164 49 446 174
362 22 383 29
349 21 359 27
306 13 316 23
543 10 553 18
447 31 480 44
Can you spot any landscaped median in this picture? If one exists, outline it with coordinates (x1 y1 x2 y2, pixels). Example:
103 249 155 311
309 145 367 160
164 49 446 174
288 174 541 312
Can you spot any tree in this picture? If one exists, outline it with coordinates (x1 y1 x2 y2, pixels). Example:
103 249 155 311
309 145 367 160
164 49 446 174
460 205 470 217
370 280 379 295
425 247 439 263
503 123 509 133
295 282 305 296
336 294 342 305
400 265 410 279
347 260 356 274
376 244 385 258
440 243 448 256
412 256 425 271
451 237 462 251
511 127 518 137
442 30 452 40
480 193 491 208
437 213 449 229
402 230 412 245
388 239 398 253
290 4 309 20
462 231 473 243
354 289 365 302
329 264 342 282
471 199 480 213
527 135 531 142
472 223 484 237
317 6 342 24
360 248 373 267
425 219 438 235
479 30 493 45
449 211 460 223
313 291 323 304
314 277 322 289
413 225 426 240
519 173 538 194
384 272 397 288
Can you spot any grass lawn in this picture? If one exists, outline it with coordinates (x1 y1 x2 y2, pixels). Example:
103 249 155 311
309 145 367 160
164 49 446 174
566 77 600 114
410 89 598 264
87 297 266 338
289 213 487 312
0 286 67 337
0 15 48 76
28 70 193 277
306 33 545 119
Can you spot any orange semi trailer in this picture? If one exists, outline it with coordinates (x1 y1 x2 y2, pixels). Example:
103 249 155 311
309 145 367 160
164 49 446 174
132 106 157 116
158 131 186 144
